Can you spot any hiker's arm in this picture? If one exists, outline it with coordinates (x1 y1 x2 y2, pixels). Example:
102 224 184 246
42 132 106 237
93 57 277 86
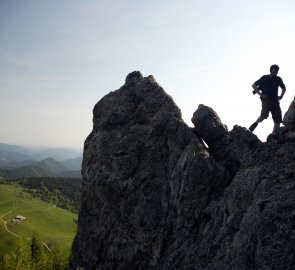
278 85 286 100
252 83 267 99
252 83 260 94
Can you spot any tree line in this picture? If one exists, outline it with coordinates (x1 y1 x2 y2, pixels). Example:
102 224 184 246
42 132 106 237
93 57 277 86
0 236 69 270
16 177 81 213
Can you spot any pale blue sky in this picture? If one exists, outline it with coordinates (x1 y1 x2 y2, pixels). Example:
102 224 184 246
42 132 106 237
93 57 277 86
1 0 295 148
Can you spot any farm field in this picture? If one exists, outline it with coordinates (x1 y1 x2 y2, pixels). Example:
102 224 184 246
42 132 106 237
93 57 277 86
0 183 77 255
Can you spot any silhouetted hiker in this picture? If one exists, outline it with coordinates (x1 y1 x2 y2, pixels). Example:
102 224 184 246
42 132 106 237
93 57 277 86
249 64 286 136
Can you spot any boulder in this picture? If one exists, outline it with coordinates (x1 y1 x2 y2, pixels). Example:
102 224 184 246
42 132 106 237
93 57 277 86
191 104 228 145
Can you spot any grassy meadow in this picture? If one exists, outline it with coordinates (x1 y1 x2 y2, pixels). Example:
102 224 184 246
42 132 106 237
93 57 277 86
0 183 77 255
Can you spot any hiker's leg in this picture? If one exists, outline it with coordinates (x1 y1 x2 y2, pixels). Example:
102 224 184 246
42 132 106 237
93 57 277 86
271 103 282 136
260 99 270 122
249 100 269 132
273 123 280 135
255 115 265 123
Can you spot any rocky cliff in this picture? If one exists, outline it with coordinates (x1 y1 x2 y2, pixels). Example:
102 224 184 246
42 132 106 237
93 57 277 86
70 72 295 270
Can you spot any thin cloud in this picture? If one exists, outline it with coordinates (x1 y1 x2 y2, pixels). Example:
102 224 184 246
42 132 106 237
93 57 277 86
177 67 208 79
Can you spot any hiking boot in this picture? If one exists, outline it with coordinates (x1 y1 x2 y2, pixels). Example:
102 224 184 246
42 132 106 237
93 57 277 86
249 122 258 132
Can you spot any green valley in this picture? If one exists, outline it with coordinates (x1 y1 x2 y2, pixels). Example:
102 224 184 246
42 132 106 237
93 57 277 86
0 183 77 256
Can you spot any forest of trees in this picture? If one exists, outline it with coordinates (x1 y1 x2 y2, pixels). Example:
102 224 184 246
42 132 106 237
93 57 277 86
17 177 81 213
0 236 69 270
0 176 5 184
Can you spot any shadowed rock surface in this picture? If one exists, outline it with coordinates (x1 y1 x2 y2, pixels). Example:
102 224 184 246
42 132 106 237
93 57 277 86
70 72 295 270
283 99 295 130
279 99 295 142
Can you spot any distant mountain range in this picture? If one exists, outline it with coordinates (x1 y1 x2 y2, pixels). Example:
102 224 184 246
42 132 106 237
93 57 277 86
0 143 82 162
0 143 82 179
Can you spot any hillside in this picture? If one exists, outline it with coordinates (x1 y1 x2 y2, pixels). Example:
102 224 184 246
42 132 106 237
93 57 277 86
1 165 52 179
0 157 82 179
37 157 69 173
0 183 77 256
60 157 83 170
18 177 82 213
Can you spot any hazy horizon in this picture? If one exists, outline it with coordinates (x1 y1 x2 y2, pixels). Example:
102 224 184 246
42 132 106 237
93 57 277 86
1 0 295 148
0 141 83 152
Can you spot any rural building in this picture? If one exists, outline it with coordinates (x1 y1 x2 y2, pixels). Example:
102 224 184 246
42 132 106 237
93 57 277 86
12 215 26 222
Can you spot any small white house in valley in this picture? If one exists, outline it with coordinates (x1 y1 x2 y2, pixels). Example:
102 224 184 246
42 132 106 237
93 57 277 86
12 215 26 222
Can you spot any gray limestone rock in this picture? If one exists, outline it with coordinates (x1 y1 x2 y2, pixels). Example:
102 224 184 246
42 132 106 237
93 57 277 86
266 99 295 143
191 104 228 145
281 99 295 142
70 72 295 270
283 99 295 130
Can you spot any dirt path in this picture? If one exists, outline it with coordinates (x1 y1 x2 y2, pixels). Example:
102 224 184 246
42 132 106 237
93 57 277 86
1 211 24 238
3 220 20 238
0 211 20 238
41 241 51 252
3 219 51 252
3 220 51 251
0 210 51 252
0 211 12 219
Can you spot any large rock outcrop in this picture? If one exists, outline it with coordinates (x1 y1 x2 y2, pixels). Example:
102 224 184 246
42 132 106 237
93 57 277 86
70 72 295 270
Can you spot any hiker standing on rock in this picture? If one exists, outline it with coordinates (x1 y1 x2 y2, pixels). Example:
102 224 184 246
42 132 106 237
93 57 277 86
249 64 286 136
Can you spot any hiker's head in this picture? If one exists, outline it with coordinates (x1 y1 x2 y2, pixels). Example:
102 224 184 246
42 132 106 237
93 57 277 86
270 64 279 76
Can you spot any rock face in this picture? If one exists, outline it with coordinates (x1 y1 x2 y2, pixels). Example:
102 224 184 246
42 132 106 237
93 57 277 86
70 72 295 270
283 98 295 130
281 99 295 141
